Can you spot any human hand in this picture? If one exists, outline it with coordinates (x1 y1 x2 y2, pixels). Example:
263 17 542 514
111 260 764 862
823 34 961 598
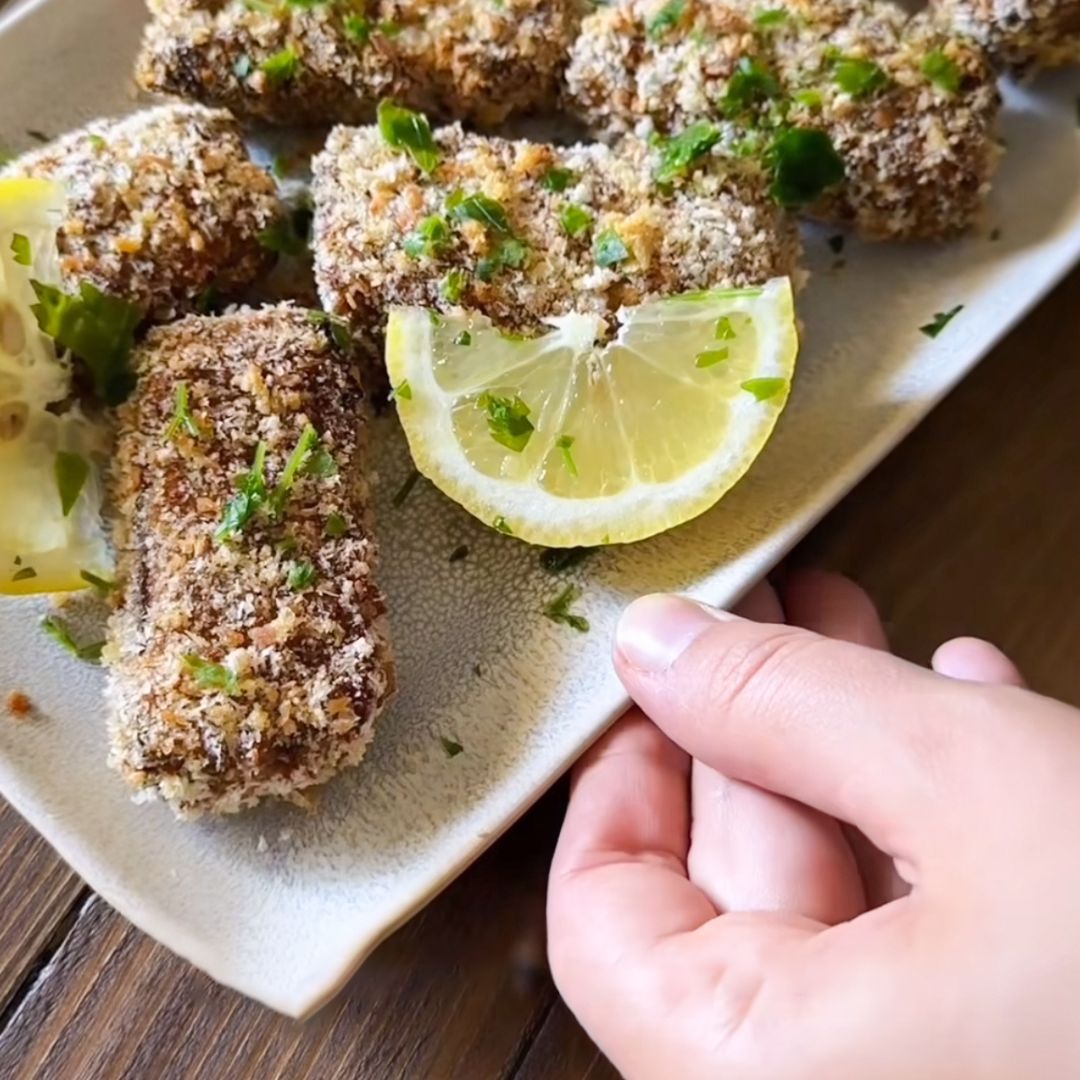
548 571 1080 1079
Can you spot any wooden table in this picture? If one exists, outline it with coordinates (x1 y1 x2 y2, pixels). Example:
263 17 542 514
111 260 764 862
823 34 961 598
0 266 1076 1078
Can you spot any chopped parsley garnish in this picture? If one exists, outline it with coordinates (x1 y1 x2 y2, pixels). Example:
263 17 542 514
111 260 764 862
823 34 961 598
87 134 107 153
556 434 578 476
492 516 513 535
377 99 440 174
42 615 104 663
216 441 268 542
922 50 961 94
741 377 788 401
268 424 334 517
165 381 202 441
832 56 889 98
392 468 421 507
695 347 729 368
404 215 451 260
560 204 593 237
753 8 788 26
478 392 535 453
287 560 318 591
260 47 301 89
541 167 576 193
476 237 529 282
343 14 372 43
10 233 31 266
454 330 472 346
55 452 89 518
325 512 348 538
306 309 353 350
594 229 630 268
11 567 37 582
539 546 594 573
441 268 468 303
80 570 115 594
449 544 470 562
183 654 240 696
722 57 781 117
715 315 736 340
654 121 721 184
646 0 686 39
793 88 823 110
440 736 464 758
30 280 142 404
543 585 590 633
919 305 963 338
765 127 845 208
448 192 512 233
392 378 413 401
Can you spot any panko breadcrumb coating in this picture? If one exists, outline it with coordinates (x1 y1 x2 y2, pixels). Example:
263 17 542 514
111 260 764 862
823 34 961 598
3 105 281 320
565 0 1001 240
931 0 1080 71
135 0 588 127
312 123 801 339
105 306 395 818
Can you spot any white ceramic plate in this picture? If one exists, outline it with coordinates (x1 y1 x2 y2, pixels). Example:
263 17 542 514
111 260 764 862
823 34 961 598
1 0 1078 1019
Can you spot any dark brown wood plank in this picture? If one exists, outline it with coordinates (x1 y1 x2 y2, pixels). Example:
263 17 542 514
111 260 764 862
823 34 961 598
514 1000 619 1080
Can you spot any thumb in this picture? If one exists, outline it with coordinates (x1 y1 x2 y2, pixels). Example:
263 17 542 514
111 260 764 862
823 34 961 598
613 594 996 860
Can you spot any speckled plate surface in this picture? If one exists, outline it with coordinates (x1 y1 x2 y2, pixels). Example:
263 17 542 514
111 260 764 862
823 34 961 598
1 0 1079 1019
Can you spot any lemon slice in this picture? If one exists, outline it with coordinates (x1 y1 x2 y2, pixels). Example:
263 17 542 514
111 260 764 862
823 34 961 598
0 178 111 595
386 277 798 547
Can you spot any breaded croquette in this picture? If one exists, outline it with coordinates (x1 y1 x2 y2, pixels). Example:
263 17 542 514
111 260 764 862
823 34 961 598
565 0 1001 240
105 305 395 817
931 0 1080 71
312 122 802 338
4 105 281 320
135 0 588 127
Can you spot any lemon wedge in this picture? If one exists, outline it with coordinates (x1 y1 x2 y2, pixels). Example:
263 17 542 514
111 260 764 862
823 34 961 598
0 178 111 595
386 277 798 547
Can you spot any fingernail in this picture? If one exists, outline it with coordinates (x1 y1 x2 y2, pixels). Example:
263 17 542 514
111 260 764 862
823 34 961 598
616 594 734 673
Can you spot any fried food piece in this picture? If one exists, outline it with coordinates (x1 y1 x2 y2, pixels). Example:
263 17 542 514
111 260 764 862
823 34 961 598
3 105 280 320
930 0 1080 71
105 306 395 817
135 0 587 127
312 123 801 339
565 0 1001 240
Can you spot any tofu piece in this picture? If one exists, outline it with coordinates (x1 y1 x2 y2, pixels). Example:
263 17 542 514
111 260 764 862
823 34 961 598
4 105 281 320
135 0 587 127
105 305 395 818
930 0 1080 71
312 123 802 339
565 0 1002 240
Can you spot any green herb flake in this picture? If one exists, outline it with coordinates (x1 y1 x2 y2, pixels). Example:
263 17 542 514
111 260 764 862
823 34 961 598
377 99 440 174
653 121 721 184
42 615 104 663
793 88 823 109
832 56 889 98
216 441 268 542
765 127 845 208
268 424 330 517
922 50 961 94
556 434 578 477
753 8 788 27
594 229 630 268
715 316 736 340
440 736 464 758
449 544 470 562
10 233 31 266
343 14 372 43
646 0 686 40
722 56 781 117
559 203 593 238
325 512 348 538
454 330 472 346
404 214 451 260
695 347 729 368
492 516 513 535
165 380 202 442
441 267 468 303
543 585 590 633
741 376 788 401
87 133 107 152
287 560 318 591
541 166 576 193
919 305 963 339
478 392 535 453
539 546 594 573
11 566 37 582
392 468 421 507
30 280 142 404
306 309 353 350
448 192 512 233
80 570 115 594
260 47 301 89
393 378 413 401
183 654 240 696
54 451 89 518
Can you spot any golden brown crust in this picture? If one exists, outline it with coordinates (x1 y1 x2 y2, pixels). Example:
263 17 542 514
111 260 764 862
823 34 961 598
105 305 395 817
135 0 588 127
3 105 281 320
312 124 802 338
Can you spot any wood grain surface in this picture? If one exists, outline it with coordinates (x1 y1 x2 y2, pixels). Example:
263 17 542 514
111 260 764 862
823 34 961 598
0 65 1076 1065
